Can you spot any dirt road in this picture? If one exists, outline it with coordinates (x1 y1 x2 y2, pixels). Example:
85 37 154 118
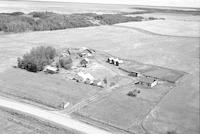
0 96 111 134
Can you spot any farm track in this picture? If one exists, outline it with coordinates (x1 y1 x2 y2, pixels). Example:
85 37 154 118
62 85 119 114
113 25 199 38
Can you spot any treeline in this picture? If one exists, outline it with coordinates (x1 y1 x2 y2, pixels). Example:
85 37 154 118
17 46 57 72
0 11 144 33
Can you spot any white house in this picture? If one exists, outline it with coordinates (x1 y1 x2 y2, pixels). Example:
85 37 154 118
77 72 94 84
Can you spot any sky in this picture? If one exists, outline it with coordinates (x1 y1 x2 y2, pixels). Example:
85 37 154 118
30 0 200 8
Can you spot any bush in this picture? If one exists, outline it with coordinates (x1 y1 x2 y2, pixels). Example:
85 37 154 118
29 11 57 19
17 46 56 72
59 56 73 70
1 12 24 16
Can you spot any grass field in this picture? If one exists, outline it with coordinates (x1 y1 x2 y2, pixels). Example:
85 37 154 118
0 68 100 109
76 87 154 133
0 107 81 134
75 79 174 133
115 19 200 37
0 7 199 134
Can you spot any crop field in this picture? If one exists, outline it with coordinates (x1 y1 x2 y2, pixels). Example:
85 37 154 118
0 68 100 109
0 107 81 134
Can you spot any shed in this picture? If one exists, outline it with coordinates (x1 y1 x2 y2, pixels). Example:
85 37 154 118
119 66 139 77
107 57 123 66
43 65 58 74
80 58 89 67
135 77 157 87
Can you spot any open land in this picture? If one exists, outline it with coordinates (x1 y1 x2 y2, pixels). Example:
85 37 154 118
0 107 81 134
0 2 199 134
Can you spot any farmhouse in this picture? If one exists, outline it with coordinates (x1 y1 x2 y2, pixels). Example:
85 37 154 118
135 77 157 88
77 72 94 84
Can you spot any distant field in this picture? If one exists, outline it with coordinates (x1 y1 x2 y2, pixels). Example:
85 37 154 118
115 19 200 37
0 107 81 134
0 1 138 14
0 68 100 109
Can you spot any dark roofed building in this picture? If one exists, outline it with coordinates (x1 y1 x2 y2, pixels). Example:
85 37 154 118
135 77 158 88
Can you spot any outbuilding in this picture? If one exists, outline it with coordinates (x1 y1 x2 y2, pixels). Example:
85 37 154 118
43 65 58 74
80 58 89 67
135 77 157 88
119 66 139 77
107 57 123 66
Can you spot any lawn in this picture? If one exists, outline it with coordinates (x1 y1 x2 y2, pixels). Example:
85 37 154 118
0 68 100 109
0 107 82 134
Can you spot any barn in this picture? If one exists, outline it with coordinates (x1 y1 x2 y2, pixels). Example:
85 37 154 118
119 66 139 77
80 58 89 67
135 77 157 88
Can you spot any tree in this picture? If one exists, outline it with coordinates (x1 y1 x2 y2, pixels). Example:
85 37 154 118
59 56 73 70
17 46 56 72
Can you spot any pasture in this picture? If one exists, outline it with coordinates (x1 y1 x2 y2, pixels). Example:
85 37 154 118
0 68 100 109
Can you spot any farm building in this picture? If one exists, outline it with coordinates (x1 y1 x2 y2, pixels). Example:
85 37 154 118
43 65 58 74
80 58 89 67
77 72 95 84
135 77 157 88
107 57 123 66
80 47 95 54
79 47 95 57
61 50 70 57
93 79 104 87
119 66 140 77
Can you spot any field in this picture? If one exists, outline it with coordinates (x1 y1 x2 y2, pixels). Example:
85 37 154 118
0 1 138 14
0 68 100 109
0 2 199 134
116 19 200 37
75 81 174 133
0 107 81 134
